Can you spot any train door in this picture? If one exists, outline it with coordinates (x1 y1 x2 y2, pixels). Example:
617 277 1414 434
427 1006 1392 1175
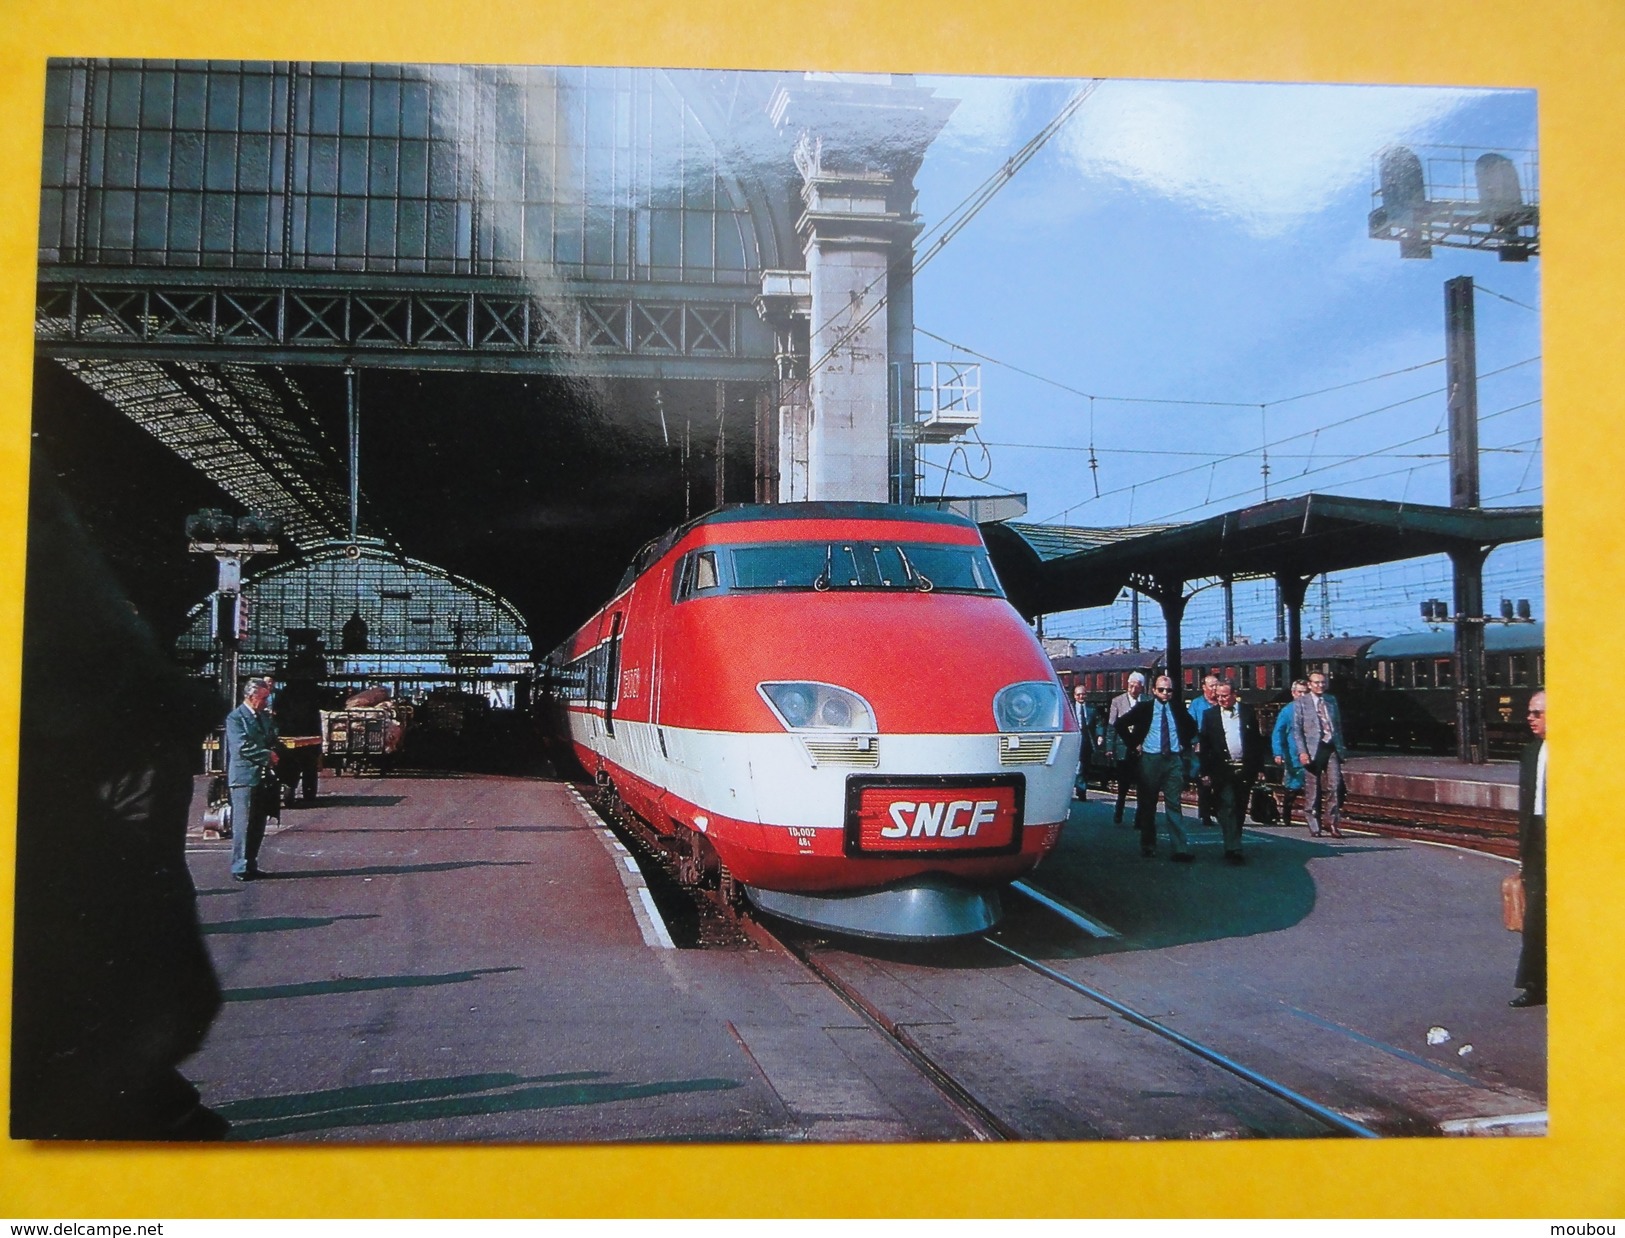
602 611 624 737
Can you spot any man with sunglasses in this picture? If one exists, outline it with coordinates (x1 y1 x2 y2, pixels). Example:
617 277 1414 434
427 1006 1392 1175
1114 675 1200 861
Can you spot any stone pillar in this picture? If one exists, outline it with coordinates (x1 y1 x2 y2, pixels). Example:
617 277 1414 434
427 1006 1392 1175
755 269 811 502
768 77 953 503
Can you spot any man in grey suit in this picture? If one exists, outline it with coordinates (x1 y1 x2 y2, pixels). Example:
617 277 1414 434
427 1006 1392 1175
226 677 279 881
1106 671 1147 825
1291 669 1346 838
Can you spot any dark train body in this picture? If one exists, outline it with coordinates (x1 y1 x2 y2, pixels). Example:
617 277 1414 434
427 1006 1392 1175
1054 622 1543 759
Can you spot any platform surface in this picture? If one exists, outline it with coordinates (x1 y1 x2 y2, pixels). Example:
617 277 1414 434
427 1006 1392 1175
182 769 1546 1144
1341 753 1519 811
184 772 979 1142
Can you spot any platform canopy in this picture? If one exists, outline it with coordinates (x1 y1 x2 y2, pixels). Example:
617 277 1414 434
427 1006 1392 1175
983 492 1544 620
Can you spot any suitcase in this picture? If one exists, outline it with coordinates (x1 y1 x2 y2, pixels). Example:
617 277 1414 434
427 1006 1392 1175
1501 873 1526 933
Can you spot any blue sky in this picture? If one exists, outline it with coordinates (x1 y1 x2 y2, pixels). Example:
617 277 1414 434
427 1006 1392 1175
907 76 1542 648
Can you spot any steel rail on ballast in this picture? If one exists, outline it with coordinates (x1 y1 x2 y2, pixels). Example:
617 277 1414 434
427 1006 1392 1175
982 937 1381 1140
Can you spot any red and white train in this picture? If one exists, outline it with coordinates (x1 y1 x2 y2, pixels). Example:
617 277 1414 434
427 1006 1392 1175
543 502 1081 939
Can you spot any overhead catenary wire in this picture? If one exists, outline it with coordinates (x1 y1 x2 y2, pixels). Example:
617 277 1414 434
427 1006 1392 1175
1150 405 1541 522
1472 281 1540 314
915 324 1452 411
1037 360 1541 525
804 81 1103 381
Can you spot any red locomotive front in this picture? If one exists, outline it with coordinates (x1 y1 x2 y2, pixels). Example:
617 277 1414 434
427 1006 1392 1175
547 502 1081 939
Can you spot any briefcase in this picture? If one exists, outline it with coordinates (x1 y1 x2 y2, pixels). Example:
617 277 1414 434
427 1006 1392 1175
1501 873 1525 933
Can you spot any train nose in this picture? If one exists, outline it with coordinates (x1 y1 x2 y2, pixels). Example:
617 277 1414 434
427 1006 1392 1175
747 877 1004 940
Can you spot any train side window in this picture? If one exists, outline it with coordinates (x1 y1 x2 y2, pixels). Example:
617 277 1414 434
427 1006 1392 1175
1484 654 1505 686
1434 658 1454 687
1511 654 1532 686
671 554 692 603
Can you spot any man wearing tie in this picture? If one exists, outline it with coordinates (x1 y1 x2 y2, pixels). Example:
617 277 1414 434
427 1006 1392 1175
1114 675 1200 861
1070 684 1099 801
1510 690 1546 1008
1291 670 1346 838
1199 681 1265 865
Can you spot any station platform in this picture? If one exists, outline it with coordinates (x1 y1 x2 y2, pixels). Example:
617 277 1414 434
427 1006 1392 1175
182 770 980 1143
177 767 1546 1147
1340 753 1519 814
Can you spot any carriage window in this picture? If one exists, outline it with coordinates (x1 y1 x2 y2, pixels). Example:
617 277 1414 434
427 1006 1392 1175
1484 654 1505 686
1434 658 1454 687
1511 654 1532 686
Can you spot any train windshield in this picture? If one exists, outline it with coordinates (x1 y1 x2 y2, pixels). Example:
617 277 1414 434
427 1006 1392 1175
726 541 1003 595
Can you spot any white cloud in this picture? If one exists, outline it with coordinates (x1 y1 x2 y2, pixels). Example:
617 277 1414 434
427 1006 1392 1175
1054 80 1499 236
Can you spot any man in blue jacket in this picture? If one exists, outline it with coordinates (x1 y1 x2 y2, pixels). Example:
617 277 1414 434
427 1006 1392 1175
1271 679 1310 827
226 677 278 881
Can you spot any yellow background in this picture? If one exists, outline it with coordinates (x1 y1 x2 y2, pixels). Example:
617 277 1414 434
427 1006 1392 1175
1 0 1619 1218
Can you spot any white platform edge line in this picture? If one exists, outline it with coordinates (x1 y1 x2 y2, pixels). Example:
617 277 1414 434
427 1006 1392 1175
1439 1110 1548 1135
566 787 677 951
636 886 677 950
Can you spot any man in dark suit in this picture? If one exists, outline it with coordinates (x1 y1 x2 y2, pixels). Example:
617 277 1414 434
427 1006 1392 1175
1114 674 1200 861
1070 684 1100 801
226 676 278 881
1199 681 1266 865
1511 689 1546 1008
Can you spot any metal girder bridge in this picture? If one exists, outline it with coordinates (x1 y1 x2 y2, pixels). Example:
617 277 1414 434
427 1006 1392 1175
36 272 774 381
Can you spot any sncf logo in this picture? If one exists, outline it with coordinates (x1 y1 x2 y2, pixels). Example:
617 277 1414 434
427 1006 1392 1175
853 783 1019 852
882 800 1000 839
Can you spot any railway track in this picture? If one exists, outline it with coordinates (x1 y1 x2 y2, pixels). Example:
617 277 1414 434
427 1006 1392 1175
1100 779 1519 857
760 888 1383 1142
581 785 1538 1142
583 787 1377 1138
1338 795 1518 857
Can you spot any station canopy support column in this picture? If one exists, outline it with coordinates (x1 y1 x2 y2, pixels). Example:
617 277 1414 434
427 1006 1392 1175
1273 571 1313 686
1129 572 1190 692
1451 545 1490 763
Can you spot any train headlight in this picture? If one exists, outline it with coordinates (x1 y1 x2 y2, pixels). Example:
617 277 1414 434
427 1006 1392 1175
993 681 1064 732
759 682 876 732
